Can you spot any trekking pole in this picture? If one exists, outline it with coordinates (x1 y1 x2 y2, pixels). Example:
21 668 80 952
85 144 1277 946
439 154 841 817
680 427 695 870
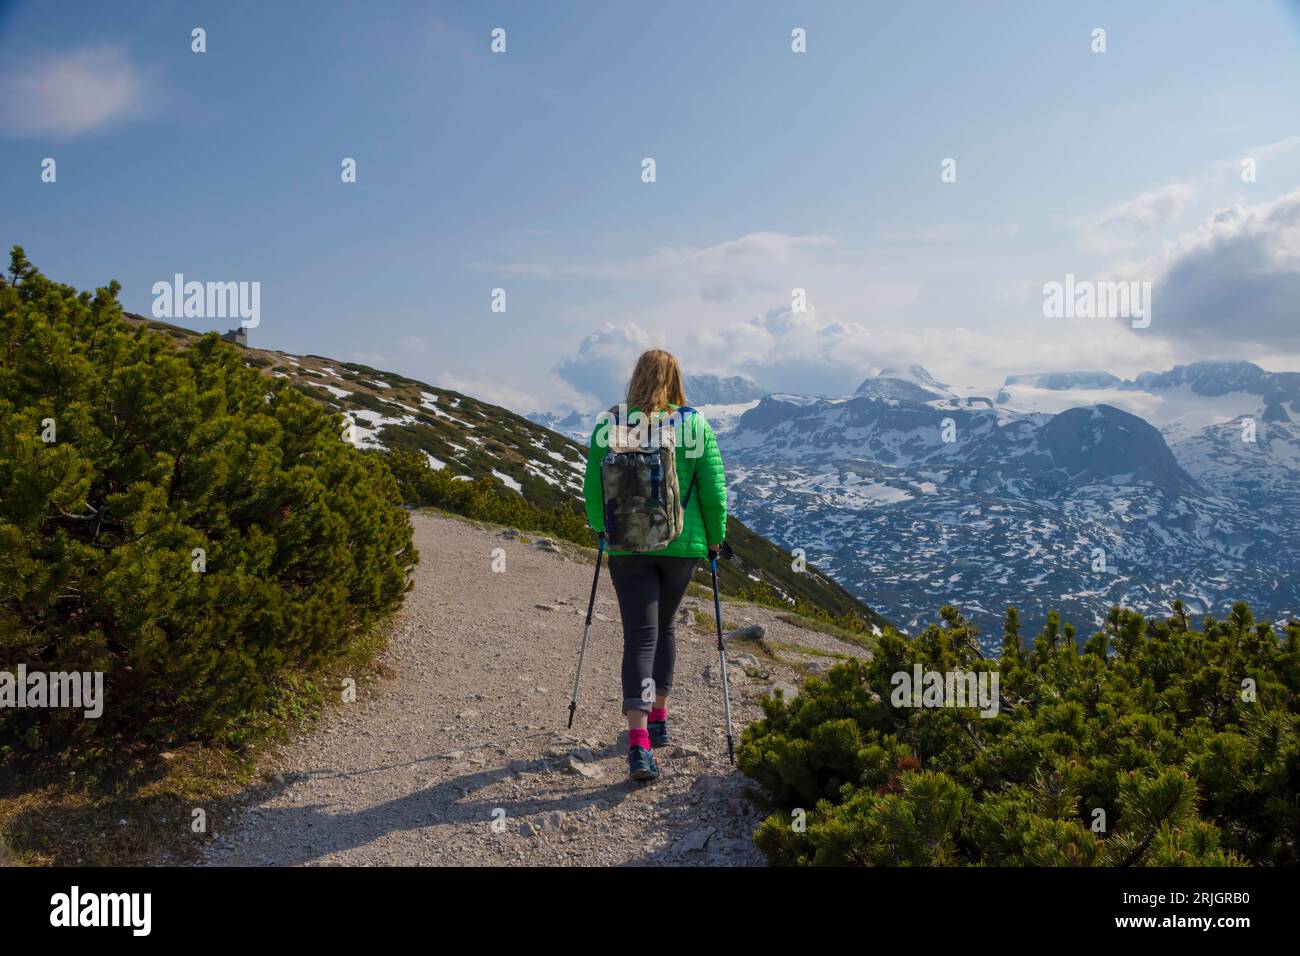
567 534 606 729
709 553 736 765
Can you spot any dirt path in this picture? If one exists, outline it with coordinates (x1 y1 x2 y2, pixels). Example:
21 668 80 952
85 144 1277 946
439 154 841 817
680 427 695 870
201 511 871 866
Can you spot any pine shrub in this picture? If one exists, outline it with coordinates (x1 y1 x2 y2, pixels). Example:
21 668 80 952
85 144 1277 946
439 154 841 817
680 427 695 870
0 249 416 761
741 601 1300 866
382 447 589 544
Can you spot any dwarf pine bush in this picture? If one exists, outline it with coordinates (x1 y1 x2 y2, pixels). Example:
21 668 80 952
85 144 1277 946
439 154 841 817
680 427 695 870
740 602 1300 866
382 447 590 544
0 249 416 760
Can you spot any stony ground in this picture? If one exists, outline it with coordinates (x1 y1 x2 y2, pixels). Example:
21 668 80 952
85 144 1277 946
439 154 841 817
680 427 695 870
201 511 871 867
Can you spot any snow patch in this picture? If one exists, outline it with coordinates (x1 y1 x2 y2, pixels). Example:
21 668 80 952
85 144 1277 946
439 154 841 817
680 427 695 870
306 381 352 400
492 469 522 493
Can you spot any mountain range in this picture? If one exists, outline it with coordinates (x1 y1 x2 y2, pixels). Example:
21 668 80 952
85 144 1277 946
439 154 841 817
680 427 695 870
143 306 1296 646
711 361 1299 644
527 373 765 440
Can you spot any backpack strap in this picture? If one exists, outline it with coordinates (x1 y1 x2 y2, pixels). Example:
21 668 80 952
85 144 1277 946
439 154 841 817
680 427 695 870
681 470 698 511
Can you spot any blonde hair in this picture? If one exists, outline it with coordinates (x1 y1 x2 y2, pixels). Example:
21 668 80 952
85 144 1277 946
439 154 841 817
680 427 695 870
626 349 686 414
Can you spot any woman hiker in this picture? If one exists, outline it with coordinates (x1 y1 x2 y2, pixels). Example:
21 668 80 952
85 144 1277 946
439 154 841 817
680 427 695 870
582 349 727 781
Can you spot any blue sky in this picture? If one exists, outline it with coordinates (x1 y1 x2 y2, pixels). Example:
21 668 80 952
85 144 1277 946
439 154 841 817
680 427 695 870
4 0 1300 412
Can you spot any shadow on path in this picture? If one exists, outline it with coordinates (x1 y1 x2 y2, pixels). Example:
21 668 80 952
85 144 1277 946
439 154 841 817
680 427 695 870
211 738 661 865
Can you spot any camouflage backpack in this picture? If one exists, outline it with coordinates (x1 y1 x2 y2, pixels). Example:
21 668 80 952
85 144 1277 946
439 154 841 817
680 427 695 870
599 405 698 552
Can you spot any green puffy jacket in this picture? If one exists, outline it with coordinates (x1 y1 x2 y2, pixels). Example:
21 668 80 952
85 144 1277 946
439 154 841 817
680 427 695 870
583 404 727 558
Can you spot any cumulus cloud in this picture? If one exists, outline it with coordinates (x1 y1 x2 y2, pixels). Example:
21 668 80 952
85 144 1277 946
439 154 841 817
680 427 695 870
689 305 880 394
510 193 1300 412
548 304 1178 408
550 309 895 404
1110 187 1300 351
691 305 1178 397
1077 137 1300 256
552 323 660 405
0 45 144 137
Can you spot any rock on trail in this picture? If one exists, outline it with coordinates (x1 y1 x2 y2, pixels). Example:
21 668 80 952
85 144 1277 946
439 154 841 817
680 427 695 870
200 511 870 867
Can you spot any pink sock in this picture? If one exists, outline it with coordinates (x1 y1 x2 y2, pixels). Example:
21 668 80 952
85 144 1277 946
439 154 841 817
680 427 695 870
629 728 651 750
649 708 667 723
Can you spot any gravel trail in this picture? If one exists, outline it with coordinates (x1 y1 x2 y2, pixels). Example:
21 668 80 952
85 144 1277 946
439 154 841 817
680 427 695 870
201 511 870 866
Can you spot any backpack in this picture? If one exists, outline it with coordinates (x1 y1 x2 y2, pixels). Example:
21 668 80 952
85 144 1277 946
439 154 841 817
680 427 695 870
599 405 699 552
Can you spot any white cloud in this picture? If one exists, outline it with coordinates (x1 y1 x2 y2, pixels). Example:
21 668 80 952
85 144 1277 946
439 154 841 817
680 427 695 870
0 45 144 137
549 304 1178 407
1108 187 1300 352
507 180 1300 411
1076 136 1300 255
1077 183 1193 253
552 323 659 406
695 304 1178 398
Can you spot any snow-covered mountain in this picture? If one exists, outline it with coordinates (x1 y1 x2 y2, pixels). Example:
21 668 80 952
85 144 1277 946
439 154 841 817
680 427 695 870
527 372 768 442
997 361 1300 440
854 365 956 403
519 360 1298 644
525 409 592 443
683 372 765 404
716 361 1300 645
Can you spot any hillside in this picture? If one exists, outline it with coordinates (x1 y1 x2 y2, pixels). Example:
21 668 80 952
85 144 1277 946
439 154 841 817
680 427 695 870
122 316 887 629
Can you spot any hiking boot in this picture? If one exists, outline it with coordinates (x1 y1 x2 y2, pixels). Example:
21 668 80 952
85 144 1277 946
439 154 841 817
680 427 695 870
647 720 670 748
628 745 659 782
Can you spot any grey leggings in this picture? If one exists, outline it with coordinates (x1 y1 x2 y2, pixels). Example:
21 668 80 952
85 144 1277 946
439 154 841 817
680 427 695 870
607 554 700 714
